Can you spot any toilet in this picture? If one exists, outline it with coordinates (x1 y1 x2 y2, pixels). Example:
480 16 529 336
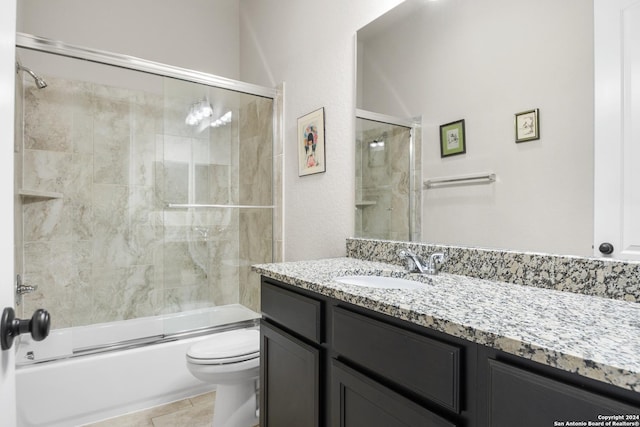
186 328 260 427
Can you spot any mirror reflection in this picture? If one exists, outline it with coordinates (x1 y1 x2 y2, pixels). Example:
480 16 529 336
356 0 594 256
355 114 415 241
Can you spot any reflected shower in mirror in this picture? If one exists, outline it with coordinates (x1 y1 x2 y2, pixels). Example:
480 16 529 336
355 110 421 241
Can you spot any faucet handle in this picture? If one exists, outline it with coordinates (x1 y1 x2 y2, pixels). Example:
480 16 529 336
428 252 447 274
430 252 446 263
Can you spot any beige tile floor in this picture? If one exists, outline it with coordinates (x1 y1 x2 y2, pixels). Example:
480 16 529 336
85 391 217 427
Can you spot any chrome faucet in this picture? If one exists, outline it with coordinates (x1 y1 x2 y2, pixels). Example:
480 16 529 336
398 249 446 275
398 249 428 273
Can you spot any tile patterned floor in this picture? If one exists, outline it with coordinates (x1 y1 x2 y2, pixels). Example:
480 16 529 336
85 392 217 427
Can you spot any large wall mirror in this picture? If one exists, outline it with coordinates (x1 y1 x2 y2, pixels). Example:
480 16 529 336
357 0 600 257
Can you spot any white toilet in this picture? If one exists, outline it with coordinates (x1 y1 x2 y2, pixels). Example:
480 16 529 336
186 328 260 427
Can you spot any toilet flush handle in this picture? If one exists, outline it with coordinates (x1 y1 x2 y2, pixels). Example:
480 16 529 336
1 307 50 350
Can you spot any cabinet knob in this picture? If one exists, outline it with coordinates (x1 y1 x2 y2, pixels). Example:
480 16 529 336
598 242 614 255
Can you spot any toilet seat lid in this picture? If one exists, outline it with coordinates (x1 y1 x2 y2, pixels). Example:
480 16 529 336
187 329 259 362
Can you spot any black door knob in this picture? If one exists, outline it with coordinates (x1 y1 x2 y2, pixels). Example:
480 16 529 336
1 307 51 351
598 242 614 255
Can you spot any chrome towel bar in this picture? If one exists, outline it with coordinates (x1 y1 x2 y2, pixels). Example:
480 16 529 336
424 172 496 189
166 204 274 209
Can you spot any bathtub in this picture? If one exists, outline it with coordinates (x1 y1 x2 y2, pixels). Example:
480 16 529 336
15 304 260 427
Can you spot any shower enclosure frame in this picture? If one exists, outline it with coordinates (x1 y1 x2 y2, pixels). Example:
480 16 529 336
16 33 276 98
15 31 282 331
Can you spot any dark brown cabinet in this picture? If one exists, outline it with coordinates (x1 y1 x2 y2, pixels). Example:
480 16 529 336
260 276 640 427
260 280 324 427
260 278 470 426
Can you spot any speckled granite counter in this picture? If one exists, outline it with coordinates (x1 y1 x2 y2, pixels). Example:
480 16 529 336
252 257 640 393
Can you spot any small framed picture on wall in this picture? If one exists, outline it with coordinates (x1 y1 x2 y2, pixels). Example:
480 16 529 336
515 108 540 143
439 119 466 157
297 107 326 176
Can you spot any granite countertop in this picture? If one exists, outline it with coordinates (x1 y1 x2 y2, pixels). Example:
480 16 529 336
252 257 640 393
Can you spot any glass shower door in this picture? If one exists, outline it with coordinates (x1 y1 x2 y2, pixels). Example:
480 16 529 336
161 77 274 331
16 37 276 352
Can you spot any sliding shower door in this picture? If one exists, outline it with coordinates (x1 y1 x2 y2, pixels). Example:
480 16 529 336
16 38 276 336
161 78 274 317
17 47 169 329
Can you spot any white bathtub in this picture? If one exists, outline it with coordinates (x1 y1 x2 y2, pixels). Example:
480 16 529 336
15 304 260 427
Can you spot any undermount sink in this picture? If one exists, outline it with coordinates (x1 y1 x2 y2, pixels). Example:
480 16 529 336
333 275 424 290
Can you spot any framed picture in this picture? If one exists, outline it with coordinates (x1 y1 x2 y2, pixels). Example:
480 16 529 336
297 107 326 176
515 108 540 143
439 119 466 157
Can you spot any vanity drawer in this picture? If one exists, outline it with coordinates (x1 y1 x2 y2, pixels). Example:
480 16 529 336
261 280 323 344
332 306 461 413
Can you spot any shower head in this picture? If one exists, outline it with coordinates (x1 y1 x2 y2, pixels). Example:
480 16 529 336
16 63 47 89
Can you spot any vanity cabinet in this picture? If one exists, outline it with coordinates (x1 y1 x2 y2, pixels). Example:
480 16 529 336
260 276 640 427
260 277 472 426
260 280 323 427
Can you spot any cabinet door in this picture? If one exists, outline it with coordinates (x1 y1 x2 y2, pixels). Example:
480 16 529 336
331 360 457 427
260 320 321 427
488 359 640 427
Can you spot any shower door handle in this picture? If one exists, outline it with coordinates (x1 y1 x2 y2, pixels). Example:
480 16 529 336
1 307 50 350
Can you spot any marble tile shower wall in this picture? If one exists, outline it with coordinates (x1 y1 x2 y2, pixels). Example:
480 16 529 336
20 76 273 328
238 99 274 312
346 238 640 303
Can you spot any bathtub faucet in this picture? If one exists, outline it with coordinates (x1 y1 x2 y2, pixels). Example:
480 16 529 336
15 274 37 306
397 249 446 275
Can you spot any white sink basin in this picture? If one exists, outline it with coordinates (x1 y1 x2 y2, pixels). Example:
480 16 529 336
333 275 424 290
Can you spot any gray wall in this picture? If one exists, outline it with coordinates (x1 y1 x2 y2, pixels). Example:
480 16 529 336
17 0 240 79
